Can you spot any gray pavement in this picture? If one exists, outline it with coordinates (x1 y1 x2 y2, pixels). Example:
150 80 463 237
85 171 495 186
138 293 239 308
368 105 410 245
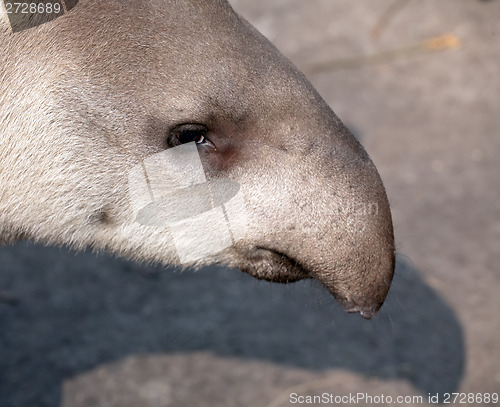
1 0 499 406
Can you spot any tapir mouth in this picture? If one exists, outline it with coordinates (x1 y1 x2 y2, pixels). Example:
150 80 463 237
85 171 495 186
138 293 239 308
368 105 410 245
235 245 312 284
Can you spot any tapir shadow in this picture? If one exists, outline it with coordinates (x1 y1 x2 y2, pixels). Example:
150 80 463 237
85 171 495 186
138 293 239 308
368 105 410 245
0 243 464 407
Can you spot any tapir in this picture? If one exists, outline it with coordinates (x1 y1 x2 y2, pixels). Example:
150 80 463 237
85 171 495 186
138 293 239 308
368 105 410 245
0 0 395 318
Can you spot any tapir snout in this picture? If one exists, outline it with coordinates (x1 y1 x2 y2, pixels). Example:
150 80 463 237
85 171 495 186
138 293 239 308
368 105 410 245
0 0 395 318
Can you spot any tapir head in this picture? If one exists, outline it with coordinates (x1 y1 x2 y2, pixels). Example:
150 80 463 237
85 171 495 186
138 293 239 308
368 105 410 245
0 0 394 318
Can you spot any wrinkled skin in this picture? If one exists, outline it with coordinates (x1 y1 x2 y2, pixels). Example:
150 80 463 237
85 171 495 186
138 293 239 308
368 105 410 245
0 0 394 318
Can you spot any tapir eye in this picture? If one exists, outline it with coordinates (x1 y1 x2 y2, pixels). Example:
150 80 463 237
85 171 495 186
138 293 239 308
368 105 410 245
169 124 215 149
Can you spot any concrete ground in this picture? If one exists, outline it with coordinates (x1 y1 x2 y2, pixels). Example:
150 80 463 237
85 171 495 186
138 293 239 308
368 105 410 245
1 0 499 406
